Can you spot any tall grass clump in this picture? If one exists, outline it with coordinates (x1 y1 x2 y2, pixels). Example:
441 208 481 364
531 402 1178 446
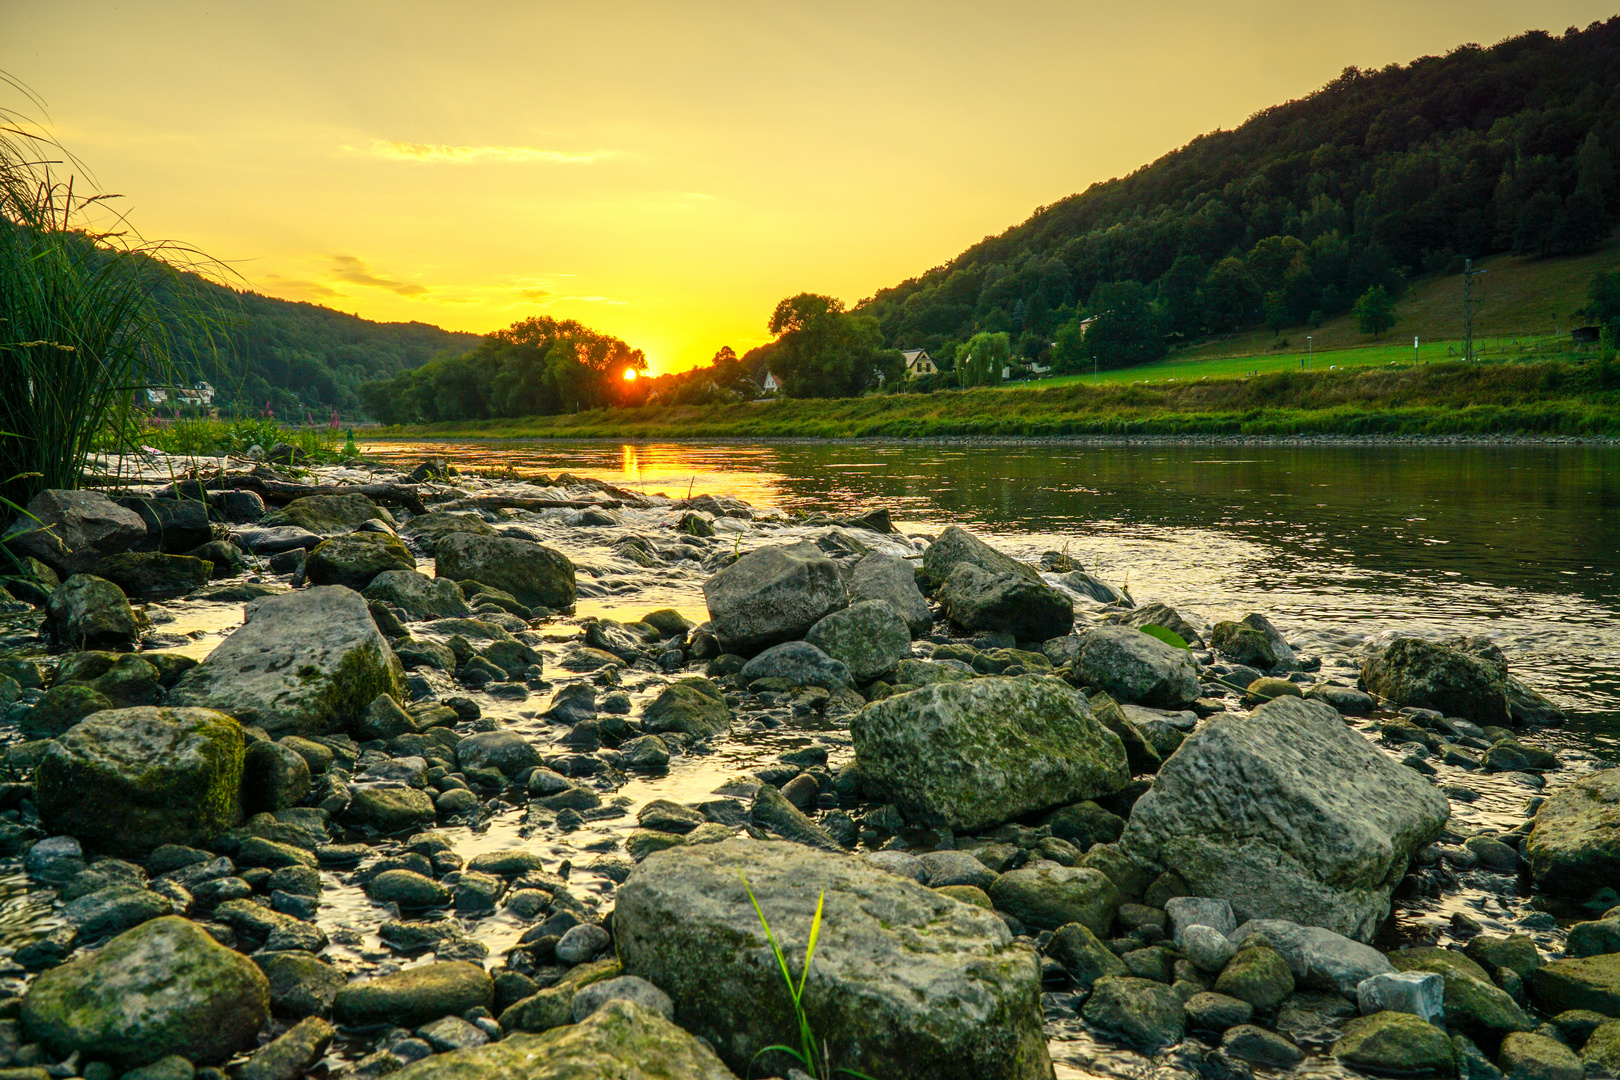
0 83 221 509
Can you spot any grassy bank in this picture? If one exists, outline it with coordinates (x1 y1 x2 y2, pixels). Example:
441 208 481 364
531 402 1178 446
374 358 1620 440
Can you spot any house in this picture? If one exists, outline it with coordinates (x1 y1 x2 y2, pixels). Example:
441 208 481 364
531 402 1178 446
144 381 216 408
761 371 781 393
902 349 938 378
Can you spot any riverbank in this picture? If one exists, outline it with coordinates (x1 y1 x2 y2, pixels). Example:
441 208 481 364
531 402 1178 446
373 360 1620 441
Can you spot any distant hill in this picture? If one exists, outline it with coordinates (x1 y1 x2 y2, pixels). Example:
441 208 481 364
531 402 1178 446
858 19 1620 369
169 279 480 418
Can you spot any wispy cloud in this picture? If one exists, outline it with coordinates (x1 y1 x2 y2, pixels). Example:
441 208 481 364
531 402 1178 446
356 139 611 164
331 255 426 297
518 287 552 301
262 276 343 300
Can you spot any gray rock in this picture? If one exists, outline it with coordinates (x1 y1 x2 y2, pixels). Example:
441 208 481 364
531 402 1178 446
805 600 911 681
1361 636 1510 727
1222 1024 1303 1067
556 923 610 965
261 493 391 537
848 553 932 637
236 1016 335 1080
1068 626 1199 708
702 542 848 655
615 839 1050 1080
43 574 148 649
937 562 1073 641
1081 975 1186 1051
1181 925 1236 974
344 787 437 833
253 952 347 1018
1047 921 1128 991
37 707 244 857
355 694 415 741
1525 768 1620 898
1358 971 1445 1023
391 1000 735 1080
456 730 540 775
62 885 174 940
739 641 853 689
169 587 404 737
1184 991 1252 1031
1119 697 1450 941
243 740 312 815
920 525 1039 587
864 850 928 883
91 552 212 599
435 532 575 609
1054 570 1129 606
852 675 1128 831
2 489 148 574
920 850 998 890
1105 602 1206 648
20 916 269 1068
1165 897 1237 941
569 975 673 1023
989 863 1120 934
641 678 732 738
362 570 472 620
1233 917 1397 995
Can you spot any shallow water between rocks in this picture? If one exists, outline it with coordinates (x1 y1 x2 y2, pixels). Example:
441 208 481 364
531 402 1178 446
2 438 1617 1080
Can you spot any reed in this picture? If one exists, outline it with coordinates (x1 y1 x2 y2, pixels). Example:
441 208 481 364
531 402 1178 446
0 82 222 509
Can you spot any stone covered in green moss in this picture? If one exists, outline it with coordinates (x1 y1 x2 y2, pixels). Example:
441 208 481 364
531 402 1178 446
1524 768 1620 899
1333 1010 1455 1075
332 961 492 1029
615 838 1051 1080
304 532 416 591
167 586 404 736
640 678 732 738
20 916 268 1068
36 706 243 855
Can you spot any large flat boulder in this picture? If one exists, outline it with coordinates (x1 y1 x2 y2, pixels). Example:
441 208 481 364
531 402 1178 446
434 532 575 610
615 839 1051 1080
852 674 1128 832
2 489 148 574
937 563 1073 641
1360 636 1510 727
921 525 1038 587
702 543 847 655
1120 697 1450 941
168 587 404 737
391 1000 737 1080
1526 954 1620 1015
37 707 244 855
1068 626 1200 708
848 552 932 638
260 493 390 537
115 497 213 554
1524 769 1620 899
21 916 269 1068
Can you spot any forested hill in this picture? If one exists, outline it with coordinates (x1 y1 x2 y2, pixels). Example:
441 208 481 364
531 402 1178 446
170 280 480 418
859 19 1620 368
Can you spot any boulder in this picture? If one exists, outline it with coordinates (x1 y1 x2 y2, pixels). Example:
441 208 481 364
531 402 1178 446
457 730 541 775
738 641 852 689
116 497 213 554
209 490 267 524
920 525 1038 587
988 864 1120 934
43 574 148 649
615 839 1051 1080
1389 948 1534 1036
168 587 404 736
937 563 1073 641
1047 922 1128 990
20 916 269 1068
1498 1033 1582 1080
1524 768 1620 899
254 951 346 1018
90 552 211 599
304 533 416 591
851 675 1129 831
390 1000 736 1080
702 543 848 655
242 740 312 815
344 787 437 833
1081 976 1186 1052
1230 918 1395 996
805 600 911 681
1332 1011 1455 1076
1106 603 1205 648
641 678 732 738
1525 954 1620 1015
332 961 493 1028
1068 626 1199 708
399 512 494 548
234 526 322 555
434 532 575 610
1360 636 1511 727
36 707 244 856
21 683 115 738
260 493 390 537
362 570 472 620
848 553 932 637
2 489 148 574
1119 697 1449 941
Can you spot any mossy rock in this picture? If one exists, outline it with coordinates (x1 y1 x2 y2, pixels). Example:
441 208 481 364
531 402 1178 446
304 533 416 591
21 684 114 739
332 961 492 1029
640 678 731 738
1214 945 1296 1012
1333 1010 1454 1076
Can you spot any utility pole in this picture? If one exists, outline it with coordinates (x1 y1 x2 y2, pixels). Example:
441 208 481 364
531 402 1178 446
1462 259 1487 362
1307 335 1312 369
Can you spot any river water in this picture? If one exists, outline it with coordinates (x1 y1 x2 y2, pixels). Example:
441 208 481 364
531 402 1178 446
4 438 1617 1080
351 438 1620 1078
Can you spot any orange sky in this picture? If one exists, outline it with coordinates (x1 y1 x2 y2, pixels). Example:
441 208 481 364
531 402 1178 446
8 1 1617 373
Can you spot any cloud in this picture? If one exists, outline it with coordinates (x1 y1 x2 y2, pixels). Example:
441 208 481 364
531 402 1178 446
263 276 343 299
356 139 610 164
518 287 552 301
330 255 427 297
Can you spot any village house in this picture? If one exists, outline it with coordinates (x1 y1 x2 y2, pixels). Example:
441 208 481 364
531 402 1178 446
902 349 938 378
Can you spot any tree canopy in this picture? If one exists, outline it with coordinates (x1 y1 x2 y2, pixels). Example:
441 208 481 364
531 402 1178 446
765 293 902 398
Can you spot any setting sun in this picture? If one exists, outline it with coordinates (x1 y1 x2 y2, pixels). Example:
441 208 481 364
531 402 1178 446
622 368 638 381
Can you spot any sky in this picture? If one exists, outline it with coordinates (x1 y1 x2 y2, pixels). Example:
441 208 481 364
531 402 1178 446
6 1 1618 373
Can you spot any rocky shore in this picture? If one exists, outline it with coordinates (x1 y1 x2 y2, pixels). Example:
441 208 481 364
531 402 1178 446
0 445 1614 1080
